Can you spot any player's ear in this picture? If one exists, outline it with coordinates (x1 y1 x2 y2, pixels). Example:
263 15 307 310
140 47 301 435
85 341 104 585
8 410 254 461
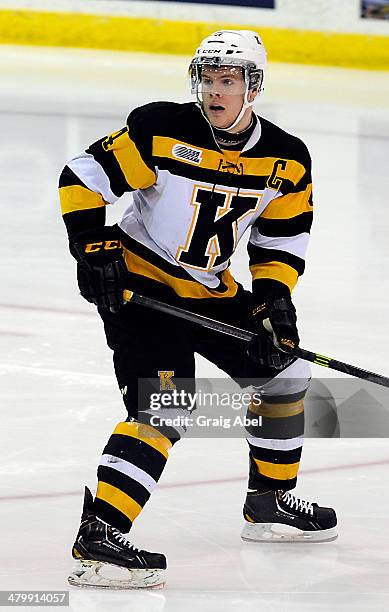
248 89 258 103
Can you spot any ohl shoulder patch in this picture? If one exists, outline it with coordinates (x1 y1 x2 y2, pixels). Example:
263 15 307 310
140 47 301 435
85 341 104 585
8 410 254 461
172 143 203 165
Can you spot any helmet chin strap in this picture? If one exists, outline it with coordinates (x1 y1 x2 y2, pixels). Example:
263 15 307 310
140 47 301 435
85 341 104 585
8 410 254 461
199 92 254 135
221 90 254 133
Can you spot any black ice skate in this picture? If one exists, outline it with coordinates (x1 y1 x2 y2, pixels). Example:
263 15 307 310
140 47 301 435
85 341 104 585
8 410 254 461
241 488 337 543
68 487 167 588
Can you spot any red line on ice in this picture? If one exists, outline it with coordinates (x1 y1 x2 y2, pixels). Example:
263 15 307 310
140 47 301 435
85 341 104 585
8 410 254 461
1 457 389 502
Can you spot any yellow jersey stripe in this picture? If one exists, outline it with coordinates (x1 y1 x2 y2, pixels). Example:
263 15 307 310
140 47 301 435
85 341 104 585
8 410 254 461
104 130 156 190
248 398 304 418
261 184 313 220
253 458 300 481
96 481 142 522
59 184 105 215
152 136 306 186
250 261 299 292
113 421 172 459
123 248 239 299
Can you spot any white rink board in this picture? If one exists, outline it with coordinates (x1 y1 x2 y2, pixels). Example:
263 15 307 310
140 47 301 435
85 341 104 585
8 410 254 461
0 0 388 34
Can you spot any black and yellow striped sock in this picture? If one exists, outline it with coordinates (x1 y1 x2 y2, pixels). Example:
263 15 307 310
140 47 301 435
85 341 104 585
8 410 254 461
94 420 173 533
245 391 305 491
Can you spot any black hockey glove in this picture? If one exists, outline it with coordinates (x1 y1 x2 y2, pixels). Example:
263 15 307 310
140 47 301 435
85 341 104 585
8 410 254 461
70 227 128 312
250 295 299 370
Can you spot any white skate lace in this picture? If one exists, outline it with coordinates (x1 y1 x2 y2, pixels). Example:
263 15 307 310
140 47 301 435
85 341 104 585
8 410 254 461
110 528 141 552
281 491 314 515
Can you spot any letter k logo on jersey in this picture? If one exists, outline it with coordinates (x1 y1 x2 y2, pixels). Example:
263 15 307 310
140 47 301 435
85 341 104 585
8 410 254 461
158 371 176 390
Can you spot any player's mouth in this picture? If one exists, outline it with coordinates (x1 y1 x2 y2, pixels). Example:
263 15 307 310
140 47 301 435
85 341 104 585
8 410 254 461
208 104 225 115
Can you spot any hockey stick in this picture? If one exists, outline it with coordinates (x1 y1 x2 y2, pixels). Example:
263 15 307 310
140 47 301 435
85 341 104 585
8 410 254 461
123 290 389 389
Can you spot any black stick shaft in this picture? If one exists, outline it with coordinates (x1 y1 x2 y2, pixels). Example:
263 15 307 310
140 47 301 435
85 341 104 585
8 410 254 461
294 347 389 388
127 291 254 341
124 290 389 389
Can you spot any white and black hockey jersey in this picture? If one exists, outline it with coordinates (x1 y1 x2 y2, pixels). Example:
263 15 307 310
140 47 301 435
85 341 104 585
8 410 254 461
59 102 313 302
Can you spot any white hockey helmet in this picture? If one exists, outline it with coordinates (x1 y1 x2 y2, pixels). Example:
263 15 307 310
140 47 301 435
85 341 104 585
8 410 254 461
189 30 268 131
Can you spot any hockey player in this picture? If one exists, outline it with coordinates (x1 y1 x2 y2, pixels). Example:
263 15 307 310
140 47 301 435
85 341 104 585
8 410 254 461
59 30 337 589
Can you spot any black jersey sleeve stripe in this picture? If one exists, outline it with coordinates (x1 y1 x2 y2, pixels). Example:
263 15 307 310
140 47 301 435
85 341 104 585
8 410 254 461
58 165 88 189
59 165 108 218
252 278 292 301
86 137 132 198
247 243 306 275
62 208 106 241
254 212 313 237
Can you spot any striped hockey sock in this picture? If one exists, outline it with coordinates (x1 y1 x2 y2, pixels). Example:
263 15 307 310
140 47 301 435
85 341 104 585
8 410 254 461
94 420 173 532
245 391 305 491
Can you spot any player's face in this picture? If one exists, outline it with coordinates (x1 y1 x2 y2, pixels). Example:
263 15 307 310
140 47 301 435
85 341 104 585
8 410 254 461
201 67 251 131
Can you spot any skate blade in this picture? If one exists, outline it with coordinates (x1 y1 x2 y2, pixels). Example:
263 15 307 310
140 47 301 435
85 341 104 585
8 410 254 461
68 559 166 589
241 522 338 543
